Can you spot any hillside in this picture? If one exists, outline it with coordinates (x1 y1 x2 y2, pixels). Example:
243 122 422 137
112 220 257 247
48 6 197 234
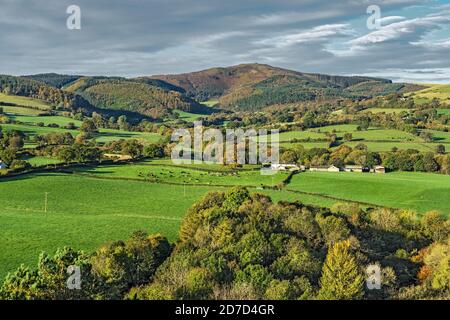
408 84 450 105
150 64 423 110
65 77 211 116
24 73 83 89
0 75 93 112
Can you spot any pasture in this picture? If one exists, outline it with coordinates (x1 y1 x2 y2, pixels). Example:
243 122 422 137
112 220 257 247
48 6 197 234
287 171 450 215
69 162 289 187
0 173 226 281
0 93 52 110
362 108 411 114
0 122 162 144
277 124 439 152
1 159 449 282
409 84 450 105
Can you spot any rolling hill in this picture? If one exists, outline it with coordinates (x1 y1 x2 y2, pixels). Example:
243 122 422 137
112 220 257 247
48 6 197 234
150 63 423 110
408 84 450 105
24 73 83 89
64 77 211 116
0 75 93 112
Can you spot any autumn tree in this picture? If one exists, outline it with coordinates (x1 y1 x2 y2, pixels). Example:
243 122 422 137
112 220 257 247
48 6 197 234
318 240 364 300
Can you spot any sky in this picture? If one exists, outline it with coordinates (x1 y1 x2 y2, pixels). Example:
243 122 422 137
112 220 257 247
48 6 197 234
1 0 450 83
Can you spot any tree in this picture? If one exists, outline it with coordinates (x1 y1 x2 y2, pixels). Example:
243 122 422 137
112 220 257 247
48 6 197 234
80 119 97 134
344 133 353 142
318 240 364 300
423 152 439 173
144 144 165 158
117 115 129 131
122 140 143 159
435 144 446 154
280 150 298 164
420 131 433 143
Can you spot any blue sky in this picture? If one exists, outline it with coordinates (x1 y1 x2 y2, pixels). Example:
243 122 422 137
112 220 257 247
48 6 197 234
1 0 449 83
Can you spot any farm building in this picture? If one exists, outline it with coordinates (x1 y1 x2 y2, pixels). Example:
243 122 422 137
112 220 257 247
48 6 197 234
0 161 7 170
374 166 386 174
309 166 329 172
327 165 340 172
270 164 302 171
344 165 370 173
310 165 340 172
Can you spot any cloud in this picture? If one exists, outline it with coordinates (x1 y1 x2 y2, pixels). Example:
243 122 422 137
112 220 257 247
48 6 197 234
0 0 448 84
350 15 450 47
254 24 353 48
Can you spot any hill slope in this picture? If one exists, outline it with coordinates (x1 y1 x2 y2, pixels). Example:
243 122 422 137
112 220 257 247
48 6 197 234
0 75 93 112
24 73 83 89
150 64 422 110
65 77 211 116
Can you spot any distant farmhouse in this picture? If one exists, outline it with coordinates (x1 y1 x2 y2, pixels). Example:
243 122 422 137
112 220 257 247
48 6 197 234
309 165 339 172
270 164 302 172
309 164 385 174
374 165 386 174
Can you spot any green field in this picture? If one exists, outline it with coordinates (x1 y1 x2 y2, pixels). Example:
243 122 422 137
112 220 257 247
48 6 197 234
21 156 62 167
9 115 83 127
0 166 290 281
1 105 44 116
362 108 411 114
409 84 450 105
70 162 289 187
1 160 449 282
173 110 206 122
0 173 226 281
276 125 440 152
201 99 219 107
287 171 450 215
437 108 450 115
0 122 162 144
0 93 52 110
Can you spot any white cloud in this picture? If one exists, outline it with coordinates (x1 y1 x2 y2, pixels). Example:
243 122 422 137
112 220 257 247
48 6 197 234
350 15 450 47
379 16 406 25
255 24 353 48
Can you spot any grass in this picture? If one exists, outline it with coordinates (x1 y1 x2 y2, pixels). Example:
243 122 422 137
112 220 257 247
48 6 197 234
0 93 52 110
287 171 450 215
69 162 289 187
0 123 80 137
1 163 449 282
0 122 162 144
437 108 450 116
201 100 219 107
423 130 450 144
409 84 450 105
277 125 436 152
1 105 43 116
9 115 83 127
0 173 226 281
21 156 62 167
362 108 411 114
173 110 206 122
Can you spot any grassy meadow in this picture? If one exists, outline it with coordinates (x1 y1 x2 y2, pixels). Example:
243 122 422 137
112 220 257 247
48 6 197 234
275 124 443 152
1 159 450 281
409 84 450 105
0 93 52 109
288 171 450 215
